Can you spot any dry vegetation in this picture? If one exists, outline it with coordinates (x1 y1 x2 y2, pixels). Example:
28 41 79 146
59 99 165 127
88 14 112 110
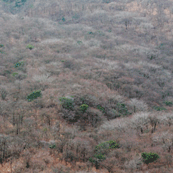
1 0 173 172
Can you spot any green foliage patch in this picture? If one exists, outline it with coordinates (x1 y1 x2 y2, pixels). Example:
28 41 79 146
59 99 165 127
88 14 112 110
154 106 166 111
49 144 56 149
0 44 4 48
95 140 119 151
164 101 173 106
62 17 66 22
15 0 27 7
77 40 82 45
141 152 159 164
59 97 74 110
27 90 42 102
88 31 94 35
26 44 34 50
97 105 105 113
116 102 129 116
12 72 18 77
14 61 24 68
80 104 89 113
89 153 106 163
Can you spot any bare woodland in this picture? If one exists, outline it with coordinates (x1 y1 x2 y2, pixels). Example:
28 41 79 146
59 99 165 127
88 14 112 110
0 0 173 172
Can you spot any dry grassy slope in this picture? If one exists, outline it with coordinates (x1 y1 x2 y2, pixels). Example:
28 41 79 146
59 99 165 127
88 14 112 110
0 0 173 173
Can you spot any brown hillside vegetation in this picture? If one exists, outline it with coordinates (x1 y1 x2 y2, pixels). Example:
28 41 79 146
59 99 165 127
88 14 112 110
1 0 173 172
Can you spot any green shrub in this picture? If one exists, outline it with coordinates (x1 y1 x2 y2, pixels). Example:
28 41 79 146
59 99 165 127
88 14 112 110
95 140 119 152
89 157 96 163
77 41 82 45
49 144 56 149
141 152 159 164
14 61 24 68
108 140 120 149
116 102 129 116
164 101 173 106
89 154 106 163
89 154 106 169
62 17 65 22
59 97 74 110
26 44 34 50
15 0 27 7
0 44 4 48
80 104 89 113
94 153 106 160
97 105 105 113
88 31 94 34
154 106 166 111
12 72 18 77
27 90 42 102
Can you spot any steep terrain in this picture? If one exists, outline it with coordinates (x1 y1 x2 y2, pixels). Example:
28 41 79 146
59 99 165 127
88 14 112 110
1 0 173 172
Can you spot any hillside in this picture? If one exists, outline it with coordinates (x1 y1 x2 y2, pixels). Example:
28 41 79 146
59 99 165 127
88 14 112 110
0 0 173 172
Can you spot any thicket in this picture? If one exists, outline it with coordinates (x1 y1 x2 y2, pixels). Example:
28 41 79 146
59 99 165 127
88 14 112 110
27 90 42 102
89 140 120 169
141 152 160 164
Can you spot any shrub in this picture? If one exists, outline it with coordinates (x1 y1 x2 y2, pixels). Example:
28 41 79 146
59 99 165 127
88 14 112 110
89 154 106 169
0 88 7 100
141 152 159 164
0 44 4 48
89 154 106 163
86 107 104 127
95 140 119 152
49 144 56 149
116 103 129 116
15 0 27 7
77 41 82 44
88 31 94 35
94 153 106 160
59 97 74 110
27 90 42 102
97 105 105 113
62 17 65 22
80 104 89 113
154 106 166 111
12 72 18 77
26 44 34 50
14 61 24 68
164 101 173 106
